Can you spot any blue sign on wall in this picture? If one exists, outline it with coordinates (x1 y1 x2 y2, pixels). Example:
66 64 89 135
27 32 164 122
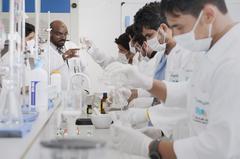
2 0 70 13
124 16 131 28
41 0 70 13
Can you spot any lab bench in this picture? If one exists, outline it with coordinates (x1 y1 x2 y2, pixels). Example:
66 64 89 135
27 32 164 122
0 98 61 159
0 100 147 159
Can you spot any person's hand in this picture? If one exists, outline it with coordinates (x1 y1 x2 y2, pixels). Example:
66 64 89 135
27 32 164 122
111 124 152 157
128 89 138 103
114 88 138 104
126 52 135 64
119 87 132 101
138 42 154 57
120 108 149 126
158 24 173 44
158 24 176 54
80 37 94 50
104 62 153 90
108 87 130 109
139 127 164 140
62 48 80 60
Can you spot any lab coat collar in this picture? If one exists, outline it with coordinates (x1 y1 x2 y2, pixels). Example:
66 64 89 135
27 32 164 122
168 44 185 57
50 42 66 52
207 23 240 62
50 42 58 51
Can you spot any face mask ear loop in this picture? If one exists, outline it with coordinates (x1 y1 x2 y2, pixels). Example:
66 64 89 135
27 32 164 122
192 11 204 31
208 22 213 38
162 30 166 44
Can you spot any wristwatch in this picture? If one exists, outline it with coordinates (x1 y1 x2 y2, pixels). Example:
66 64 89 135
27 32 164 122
149 139 162 159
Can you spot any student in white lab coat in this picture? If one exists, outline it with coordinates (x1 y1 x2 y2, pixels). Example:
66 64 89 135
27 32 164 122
124 31 192 136
125 1 195 108
107 33 161 110
108 0 240 158
115 33 136 65
121 2 169 108
114 31 194 138
1 23 36 66
133 33 159 75
41 20 87 90
125 24 137 54
125 26 197 138
126 33 162 108
84 32 135 68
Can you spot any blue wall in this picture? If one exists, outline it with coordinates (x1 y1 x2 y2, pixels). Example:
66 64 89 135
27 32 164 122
2 0 70 13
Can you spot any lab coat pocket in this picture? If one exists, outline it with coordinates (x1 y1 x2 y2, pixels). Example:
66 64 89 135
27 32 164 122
167 69 181 82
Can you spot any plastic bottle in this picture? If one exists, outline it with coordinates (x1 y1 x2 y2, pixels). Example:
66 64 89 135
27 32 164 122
29 59 48 112
50 70 62 94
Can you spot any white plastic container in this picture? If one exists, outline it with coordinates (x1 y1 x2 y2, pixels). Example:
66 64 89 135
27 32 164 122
50 70 62 94
91 114 113 129
29 59 48 112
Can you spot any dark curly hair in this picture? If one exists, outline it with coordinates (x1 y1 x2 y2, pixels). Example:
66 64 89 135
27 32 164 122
134 1 167 33
160 0 228 18
25 23 35 37
115 33 130 51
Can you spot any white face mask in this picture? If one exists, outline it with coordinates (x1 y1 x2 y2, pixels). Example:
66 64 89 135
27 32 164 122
118 52 128 64
129 42 136 54
147 36 166 52
174 11 213 52
26 39 35 54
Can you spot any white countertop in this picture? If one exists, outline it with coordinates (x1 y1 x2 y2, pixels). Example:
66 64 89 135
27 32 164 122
0 100 148 159
0 99 61 159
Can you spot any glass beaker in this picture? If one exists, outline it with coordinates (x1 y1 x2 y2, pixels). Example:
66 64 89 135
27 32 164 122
0 79 22 126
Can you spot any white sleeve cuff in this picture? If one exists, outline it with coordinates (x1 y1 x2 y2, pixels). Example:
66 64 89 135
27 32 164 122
169 44 181 55
87 46 100 58
174 137 199 159
88 46 116 68
138 88 151 97
163 81 188 107
87 46 96 56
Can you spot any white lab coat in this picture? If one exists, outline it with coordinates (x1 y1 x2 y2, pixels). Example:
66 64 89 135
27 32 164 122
131 45 196 109
88 45 157 101
41 41 87 90
129 51 164 108
147 45 199 138
136 52 157 78
164 23 240 159
87 46 116 68
165 44 197 82
88 45 157 76
42 41 106 93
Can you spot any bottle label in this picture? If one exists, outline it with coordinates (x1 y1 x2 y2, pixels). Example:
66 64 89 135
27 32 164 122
100 102 107 114
30 81 39 109
87 108 92 114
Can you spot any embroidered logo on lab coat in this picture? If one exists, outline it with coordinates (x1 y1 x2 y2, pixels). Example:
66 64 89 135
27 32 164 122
193 98 209 125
